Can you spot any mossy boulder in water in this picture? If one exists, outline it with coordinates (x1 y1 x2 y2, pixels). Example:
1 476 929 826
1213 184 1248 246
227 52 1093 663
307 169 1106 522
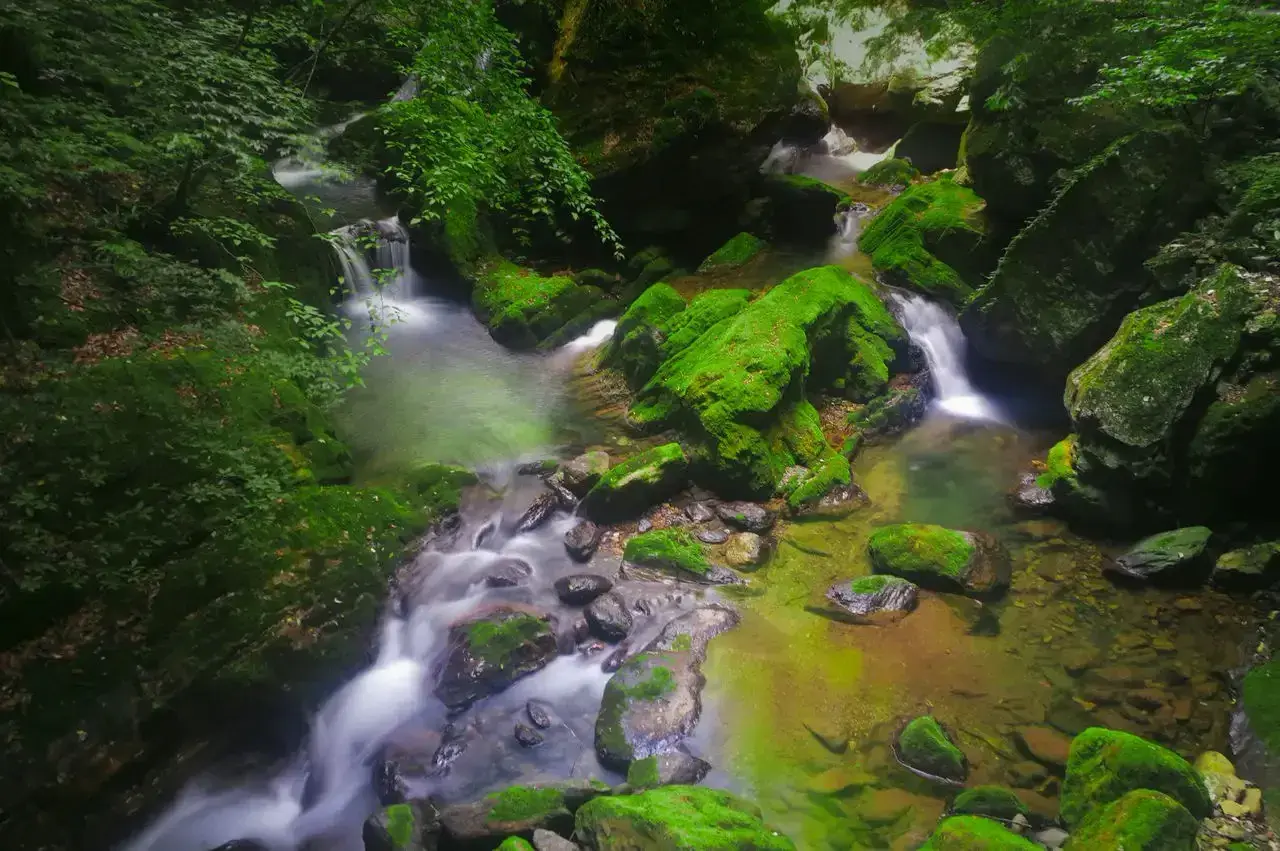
579 443 689 523
1064 789 1198 850
698 232 766 273
435 609 558 710
919 816 1040 850
823 575 919 623
438 780 608 848
575 785 794 850
1105 527 1213 584
472 259 605 350
858 157 920 188
623 528 710 579
1212 541 1280 590
1059 727 1210 828
950 786 1028 821
897 716 967 782
858 174 988 305
496 838 535 851
961 125 1211 375
1242 658 1280 759
868 524 1010 599
625 752 712 790
762 174 852 244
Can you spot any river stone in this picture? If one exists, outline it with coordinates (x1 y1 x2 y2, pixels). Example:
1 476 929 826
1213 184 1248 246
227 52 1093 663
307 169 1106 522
625 752 712 789
723 532 766 568
363 800 441 851
716 501 775 533
579 443 689 523
790 481 870 517
563 520 602 562
547 478 578 512
920 817 1039 850
1014 725 1072 770
1105 527 1214 584
1067 789 1199 850
485 558 534 588
558 451 611 495
554 574 613 606
574 786 795 851
1010 471 1055 513
868 523 1011 599
515 723 544 748
897 716 967 782
825 575 919 623
695 527 730 544
585 592 633 643
437 781 606 848
684 501 716 523
531 829 579 851
527 700 553 729
594 605 739 769
516 493 560 533
950 786 1029 821
435 609 559 710
1210 541 1280 591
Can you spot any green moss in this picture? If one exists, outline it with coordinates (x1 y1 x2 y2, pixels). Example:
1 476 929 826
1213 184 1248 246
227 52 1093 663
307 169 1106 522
595 651 684 768
660 289 752 361
785 452 852 511
623 528 710 576
402 462 478 513
579 442 689 522
625 665 676 700
1059 727 1211 828
847 575 898 596
858 174 986 305
486 785 568 823
868 524 975 581
698 232 767 272
383 803 416 849
950 786 1028 821
898 716 967 781
774 173 852 204
606 283 688 387
472 259 603 349
466 614 551 668
574 785 795 850
1067 789 1198 850
496 838 535 851
627 756 663 788
920 816 1040 850
1035 436 1078 490
859 158 920 187
1243 659 1280 755
671 633 693 652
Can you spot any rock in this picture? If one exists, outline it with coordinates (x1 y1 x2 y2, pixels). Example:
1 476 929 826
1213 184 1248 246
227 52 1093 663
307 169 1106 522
1066 789 1198 850
623 528 712 580
823 575 919 623
950 786 1029 821
1211 541 1280 591
858 157 920 188
498 839 534 851
435 609 559 710
485 558 534 588
578 443 689 523
516 493 559 533
558 452 610 496
563 521 602 563
438 782 606 848
1059 727 1211 827
526 700 553 730
363 800 441 851
920 816 1040 850
684 501 715 523
585 592 633 643
715 501 775 533
896 122 965 175
554 574 613 606
515 723 544 748
695 527 729 544
1008 761 1049 789
531 828 579 851
850 377 928 442
625 752 712 789
868 523 1011 599
1105 527 1213 584
574 786 794 850
473 260 604 350
1010 472 1055 513
1061 646 1100 677
547 478 578 512
375 758 410 805
698 232 766 273
1015 725 1072 770
897 716 967 782
788 478 869 517
1033 827 1070 850
762 174 851 244
722 532 766 569
637 518 652 533
594 606 738 769
858 174 990 306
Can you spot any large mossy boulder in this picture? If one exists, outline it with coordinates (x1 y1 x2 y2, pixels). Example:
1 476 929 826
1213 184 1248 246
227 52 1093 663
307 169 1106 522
1059 727 1210 828
623 528 711 579
472 259 606 350
857 174 990 305
868 524 1010 599
1105 527 1214 584
761 174 852 244
578 443 689 523
919 816 1040 850
435 609 559 710
574 785 795 850
858 157 920 188
960 126 1211 376
1064 789 1198 851
897 716 967 782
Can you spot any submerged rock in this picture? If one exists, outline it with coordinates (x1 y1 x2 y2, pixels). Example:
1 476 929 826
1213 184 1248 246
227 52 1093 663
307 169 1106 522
1014 725 1071 770
1066 789 1198 850
625 751 712 789
578 443 689 523
715 501 775 533
485 558 534 588
823 575 919 623
563 520 602 563
868 523 1010 599
919 816 1039 850
515 723 544 748
585 592 633 643
574 786 794 850
1105 527 1213 584
435 609 559 710
526 700 553 730
554 574 613 606
897 716 967 782
721 532 767 569
1059 727 1210 828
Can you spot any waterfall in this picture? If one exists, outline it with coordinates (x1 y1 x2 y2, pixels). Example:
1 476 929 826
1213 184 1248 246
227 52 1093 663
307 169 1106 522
330 216 416 300
759 124 893 180
891 292 999 421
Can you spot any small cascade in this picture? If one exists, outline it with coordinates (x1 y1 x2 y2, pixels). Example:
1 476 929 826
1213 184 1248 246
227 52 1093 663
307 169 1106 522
891 292 999 421
759 124 893 181
330 216 417 301
828 203 872 261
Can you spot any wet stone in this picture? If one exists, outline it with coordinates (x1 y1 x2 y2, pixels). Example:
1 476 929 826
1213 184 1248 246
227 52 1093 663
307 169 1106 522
684 501 716 523
1011 471 1055 513
1015 725 1072 770
1009 761 1049 789
715 501 775 533
485 558 534 588
625 751 712 788
585 591 633 643
527 700 553 729
722 532 766 568
517 492 560 533
1105 526 1214 585
435 609 559 710
554 574 613 606
558 451 610 496
695 527 730 545
564 520 602 562
363 799 440 851
637 518 653 533
532 828 580 851
824 575 919 623
515 723 545 748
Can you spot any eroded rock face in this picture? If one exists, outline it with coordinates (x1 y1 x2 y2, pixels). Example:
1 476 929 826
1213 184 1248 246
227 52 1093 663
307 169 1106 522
594 606 739 770
435 609 559 711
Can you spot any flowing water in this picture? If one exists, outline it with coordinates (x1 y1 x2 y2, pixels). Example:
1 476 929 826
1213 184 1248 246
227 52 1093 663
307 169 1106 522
891 292 1001 422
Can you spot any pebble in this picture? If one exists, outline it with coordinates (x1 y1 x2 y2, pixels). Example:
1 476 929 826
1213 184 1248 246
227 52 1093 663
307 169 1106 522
696 527 730 544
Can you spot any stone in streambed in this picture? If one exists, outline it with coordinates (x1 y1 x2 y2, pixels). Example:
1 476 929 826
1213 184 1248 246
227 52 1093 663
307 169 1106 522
1065 789 1198 850
526 700 553 730
625 751 712 789
472 259 604 350
363 800 441 851
531 828 579 851
950 786 1029 821
698 232 766 273
554 574 613 606
563 520 602 562
1105 527 1213 584
695 527 729 544
1015 725 1072 771
435 609 559 711
485 558 534 588
722 532 766 569
920 817 1039 850
516 493 559 533
557 451 610 496
1211 541 1280 590
438 781 607 849
578 443 689 523
868 523 1010 599
574 786 795 851
623 528 744 584
515 723 544 748
820 575 918 624
897 716 967 782
715 501 775 533
585 592 632 643
684 501 715 523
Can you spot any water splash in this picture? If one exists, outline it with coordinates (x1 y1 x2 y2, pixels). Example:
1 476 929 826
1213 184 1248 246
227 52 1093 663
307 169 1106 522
890 292 1000 421
562 319 617 353
760 124 893 182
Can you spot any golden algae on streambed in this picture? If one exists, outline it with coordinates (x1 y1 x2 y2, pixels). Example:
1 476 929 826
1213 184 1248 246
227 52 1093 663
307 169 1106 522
699 415 1258 850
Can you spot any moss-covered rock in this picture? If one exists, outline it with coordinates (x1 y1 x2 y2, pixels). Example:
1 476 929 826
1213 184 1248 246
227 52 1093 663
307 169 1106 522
496 838 535 851
1212 541 1280 590
364 800 440 851
472 259 605 350
1064 789 1197 850
858 175 989 305
1106 527 1214 584
1242 659 1280 757
625 752 711 790
437 780 608 848
1059 727 1210 828
823 574 919 623
919 816 1040 850
898 716 967 782
605 284 689 387
623 528 710 578
868 524 1010 599
950 786 1029 821
961 125 1211 375
858 157 920 188
574 785 795 850
762 174 852 245
698 232 766 273
579 443 689 523
435 609 558 710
